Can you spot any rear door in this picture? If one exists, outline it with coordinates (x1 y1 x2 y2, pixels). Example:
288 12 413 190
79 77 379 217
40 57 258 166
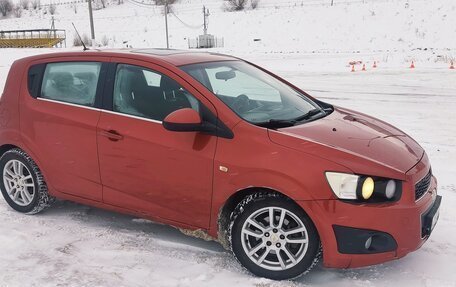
97 58 218 228
21 57 109 201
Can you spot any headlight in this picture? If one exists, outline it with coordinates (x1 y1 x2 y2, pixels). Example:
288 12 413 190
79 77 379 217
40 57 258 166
325 172 400 202
385 180 396 199
360 177 375 200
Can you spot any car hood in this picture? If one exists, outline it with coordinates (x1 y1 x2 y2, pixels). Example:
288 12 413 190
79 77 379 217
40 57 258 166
268 107 424 176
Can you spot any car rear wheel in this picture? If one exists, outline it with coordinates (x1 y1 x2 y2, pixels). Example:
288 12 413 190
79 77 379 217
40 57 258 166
230 192 321 280
0 148 54 214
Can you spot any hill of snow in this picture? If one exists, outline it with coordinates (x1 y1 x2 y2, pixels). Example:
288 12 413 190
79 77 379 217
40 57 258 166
1 0 455 54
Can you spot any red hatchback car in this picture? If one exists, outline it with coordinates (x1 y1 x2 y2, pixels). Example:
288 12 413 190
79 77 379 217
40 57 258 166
0 49 441 280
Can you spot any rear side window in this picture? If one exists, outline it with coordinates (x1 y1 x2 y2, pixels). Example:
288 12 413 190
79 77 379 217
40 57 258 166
40 62 102 107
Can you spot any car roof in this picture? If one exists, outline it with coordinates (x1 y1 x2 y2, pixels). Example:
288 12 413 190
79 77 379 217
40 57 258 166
131 48 237 66
21 48 238 67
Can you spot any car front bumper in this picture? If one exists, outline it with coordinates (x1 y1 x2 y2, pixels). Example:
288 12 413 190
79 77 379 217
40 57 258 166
298 171 440 269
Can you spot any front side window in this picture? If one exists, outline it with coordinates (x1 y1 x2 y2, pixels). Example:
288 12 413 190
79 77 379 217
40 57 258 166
40 62 101 107
181 61 327 127
113 64 199 121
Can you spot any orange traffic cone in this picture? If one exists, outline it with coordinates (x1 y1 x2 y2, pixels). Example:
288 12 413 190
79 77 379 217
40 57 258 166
351 64 355 72
410 61 415 69
362 64 366 71
373 61 377 68
450 60 455 69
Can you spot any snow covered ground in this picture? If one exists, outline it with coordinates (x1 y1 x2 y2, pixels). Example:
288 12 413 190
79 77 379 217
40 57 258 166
0 48 455 287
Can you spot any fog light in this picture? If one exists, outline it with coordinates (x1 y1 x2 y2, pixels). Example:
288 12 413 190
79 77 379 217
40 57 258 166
385 180 396 199
361 177 374 200
365 236 373 250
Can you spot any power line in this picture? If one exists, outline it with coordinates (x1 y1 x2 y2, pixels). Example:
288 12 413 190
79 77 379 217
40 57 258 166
125 0 158 8
170 11 203 29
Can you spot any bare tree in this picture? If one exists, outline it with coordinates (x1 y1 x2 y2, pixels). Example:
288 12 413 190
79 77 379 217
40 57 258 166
48 3 56 14
20 0 29 10
224 0 247 11
0 0 13 16
31 0 40 10
13 4 22 17
101 35 109 46
250 0 259 9
98 0 106 9
73 33 90 47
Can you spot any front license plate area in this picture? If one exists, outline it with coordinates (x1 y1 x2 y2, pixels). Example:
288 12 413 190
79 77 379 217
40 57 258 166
421 195 442 238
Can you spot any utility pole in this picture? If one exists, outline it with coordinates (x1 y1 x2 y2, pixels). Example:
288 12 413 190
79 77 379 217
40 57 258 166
203 6 210 35
164 1 169 49
88 0 95 46
50 16 55 30
50 16 56 39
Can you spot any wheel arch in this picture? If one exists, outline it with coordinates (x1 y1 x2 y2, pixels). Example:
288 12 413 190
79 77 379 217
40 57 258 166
0 144 20 158
0 143 54 195
0 144 55 214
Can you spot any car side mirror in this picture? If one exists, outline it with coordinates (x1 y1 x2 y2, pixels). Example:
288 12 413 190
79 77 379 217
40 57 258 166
163 108 203 132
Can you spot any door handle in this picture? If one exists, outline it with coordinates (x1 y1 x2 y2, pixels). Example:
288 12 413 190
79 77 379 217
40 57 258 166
99 130 124 141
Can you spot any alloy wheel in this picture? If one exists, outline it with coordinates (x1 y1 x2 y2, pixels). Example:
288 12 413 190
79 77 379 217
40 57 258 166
2 159 35 206
240 206 309 271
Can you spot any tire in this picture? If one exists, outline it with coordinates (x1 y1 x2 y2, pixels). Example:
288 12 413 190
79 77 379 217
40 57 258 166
229 192 321 280
0 148 54 214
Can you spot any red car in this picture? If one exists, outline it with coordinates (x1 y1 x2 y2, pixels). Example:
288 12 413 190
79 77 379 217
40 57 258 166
0 49 441 280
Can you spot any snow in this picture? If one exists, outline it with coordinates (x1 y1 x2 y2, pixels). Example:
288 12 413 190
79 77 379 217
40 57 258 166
1 0 456 286
2 0 456 52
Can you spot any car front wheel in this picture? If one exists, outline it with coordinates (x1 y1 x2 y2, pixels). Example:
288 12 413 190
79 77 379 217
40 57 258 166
230 192 321 280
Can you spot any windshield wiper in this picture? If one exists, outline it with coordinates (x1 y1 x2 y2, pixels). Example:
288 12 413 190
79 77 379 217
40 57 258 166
256 108 324 129
291 108 324 122
256 119 296 128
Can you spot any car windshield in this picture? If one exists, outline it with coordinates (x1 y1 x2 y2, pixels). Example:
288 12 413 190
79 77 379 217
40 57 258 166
180 61 327 128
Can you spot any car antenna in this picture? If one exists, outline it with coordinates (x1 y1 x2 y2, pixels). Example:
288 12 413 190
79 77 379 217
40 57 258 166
72 22 89 51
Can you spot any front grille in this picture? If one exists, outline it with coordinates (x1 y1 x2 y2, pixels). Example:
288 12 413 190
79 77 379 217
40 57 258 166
415 169 432 201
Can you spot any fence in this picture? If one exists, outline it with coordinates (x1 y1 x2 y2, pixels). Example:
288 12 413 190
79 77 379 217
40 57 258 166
0 29 66 48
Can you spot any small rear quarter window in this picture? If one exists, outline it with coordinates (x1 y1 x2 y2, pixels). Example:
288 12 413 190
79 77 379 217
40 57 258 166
28 63 46 98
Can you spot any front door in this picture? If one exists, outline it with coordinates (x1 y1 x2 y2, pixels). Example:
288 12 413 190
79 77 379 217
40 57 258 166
97 60 217 228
